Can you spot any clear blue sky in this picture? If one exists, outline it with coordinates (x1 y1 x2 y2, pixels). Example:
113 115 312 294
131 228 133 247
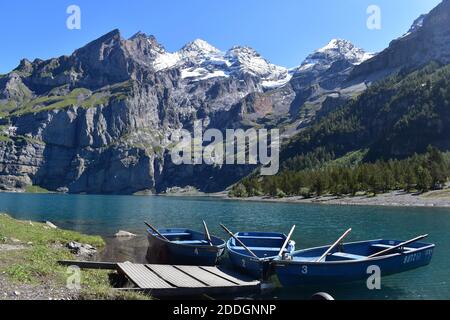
0 0 442 74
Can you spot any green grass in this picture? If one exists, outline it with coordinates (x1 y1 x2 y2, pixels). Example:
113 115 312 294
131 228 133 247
327 149 369 167
2 245 73 284
2 80 134 118
17 135 46 145
422 189 450 199
24 185 51 194
10 84 132 116
12 88 91 116
0 134 13 143
0 214 104 247
0 214 150 300
80 93 110 109
0 101 17 115
77 269 151 300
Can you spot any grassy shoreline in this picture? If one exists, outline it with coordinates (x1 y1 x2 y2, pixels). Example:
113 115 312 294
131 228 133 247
0 214 149 300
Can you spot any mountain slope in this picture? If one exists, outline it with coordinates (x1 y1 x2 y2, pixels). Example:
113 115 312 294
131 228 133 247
231 62 450 198
282 62 450 167
350 0 450 81
243 39 374 137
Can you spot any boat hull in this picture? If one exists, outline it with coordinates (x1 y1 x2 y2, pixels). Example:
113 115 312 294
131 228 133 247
146 230 225 266
227 232 293 280
274 240 435 286
228 251 272 280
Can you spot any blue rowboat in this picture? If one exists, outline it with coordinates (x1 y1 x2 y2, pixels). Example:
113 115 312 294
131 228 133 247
146 228 226 266
227 232 296 279
273 239 435 287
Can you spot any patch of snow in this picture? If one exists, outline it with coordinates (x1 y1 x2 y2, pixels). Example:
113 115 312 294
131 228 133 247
401 14 427 39
354 52 376 65
408 14 426 34
262 74 293 89
198 70 229 81
182 68 229 81
181 68 205 79
153 52 181 72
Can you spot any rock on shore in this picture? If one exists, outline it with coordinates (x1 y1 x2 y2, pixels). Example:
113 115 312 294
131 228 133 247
115 230 137 238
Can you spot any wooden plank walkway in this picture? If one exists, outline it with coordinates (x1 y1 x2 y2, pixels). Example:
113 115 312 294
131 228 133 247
119 263 174 289
117 262 260 297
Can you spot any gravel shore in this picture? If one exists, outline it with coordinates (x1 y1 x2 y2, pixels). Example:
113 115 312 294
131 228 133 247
225 190 450 208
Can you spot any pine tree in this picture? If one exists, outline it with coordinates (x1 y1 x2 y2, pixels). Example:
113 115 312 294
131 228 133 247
416 167 433 192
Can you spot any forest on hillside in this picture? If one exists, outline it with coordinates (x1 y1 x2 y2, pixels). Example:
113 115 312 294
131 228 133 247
230 147 449 198
283 62 450 162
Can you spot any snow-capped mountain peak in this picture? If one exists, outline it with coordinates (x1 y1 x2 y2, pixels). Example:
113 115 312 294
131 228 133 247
315 39 372 64
225 46 291 87
176 39 229 80
181 39 221 55
153 38 227 74
151 41 291 88
318 39 353 51
143 35 373 89
179 39 226 67
297 39 373 72
226 46 260 59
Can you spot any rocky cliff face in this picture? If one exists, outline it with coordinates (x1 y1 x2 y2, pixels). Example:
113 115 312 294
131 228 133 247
0 30 266 193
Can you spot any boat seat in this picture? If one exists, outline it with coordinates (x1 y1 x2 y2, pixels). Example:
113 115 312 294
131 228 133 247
331 252 366 260
160 232 191 237
371 244 414 252
237 236 284 240
292 257 319 262
230 246 282 252
172 240 209 245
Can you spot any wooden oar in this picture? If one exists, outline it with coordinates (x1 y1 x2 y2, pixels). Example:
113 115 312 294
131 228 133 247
277 225 296 258
203 220 213 246
220 224 259 259
316 228 352 262
368 234 429 259
144 221 169 241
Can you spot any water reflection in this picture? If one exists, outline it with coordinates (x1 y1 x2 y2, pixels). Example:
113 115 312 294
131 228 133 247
100 236 149 264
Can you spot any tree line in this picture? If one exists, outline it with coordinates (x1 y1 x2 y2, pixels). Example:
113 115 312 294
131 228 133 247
230 146 449 198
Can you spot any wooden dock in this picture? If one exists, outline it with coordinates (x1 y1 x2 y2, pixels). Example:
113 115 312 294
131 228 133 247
59 260 261 297
117 262 261 297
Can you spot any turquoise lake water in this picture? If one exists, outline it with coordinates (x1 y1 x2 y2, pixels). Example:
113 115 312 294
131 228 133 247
0 192 448 300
